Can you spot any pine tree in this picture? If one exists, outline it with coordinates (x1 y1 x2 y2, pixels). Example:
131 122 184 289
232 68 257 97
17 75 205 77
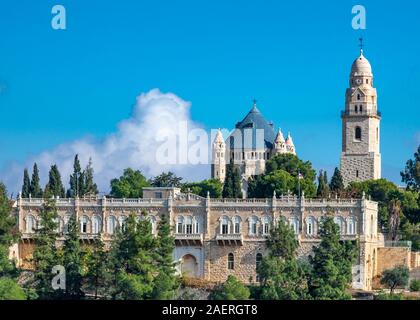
22 169 31 198
44 165 65 198
62 215 84 299
86 237 107 299
316 170 329 198
222 162 242 198
308 215 357 300
329 167 344 195
67 155 84 198
30 163 43 198
83 158 98 195
32 199 61 299
400 145 420 191
152 213 179 299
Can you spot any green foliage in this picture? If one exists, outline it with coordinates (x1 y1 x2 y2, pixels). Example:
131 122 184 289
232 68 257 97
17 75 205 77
401 145 420 192
85 237 107 299
309 215 357 300
222 162 242 198
22 169 31 198
183 179 223 198
44 165 65 198
266 218 299 260
329 167 344 194
375 291 405 300
209 275 250 300
380 266 409 294
248 154 317 198
83 157 98 195
0 277 26 300
316 170 329 198
410 279 420 292
110 168 150 198
150 171 183 188
67 155 84 198
30 163 43 198
32 199 61 299
62 216 84 299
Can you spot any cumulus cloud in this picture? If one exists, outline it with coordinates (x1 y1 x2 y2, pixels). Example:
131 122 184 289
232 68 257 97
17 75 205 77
1 89 210 195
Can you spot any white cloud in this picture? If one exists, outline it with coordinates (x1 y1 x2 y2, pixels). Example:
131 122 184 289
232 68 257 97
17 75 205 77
1 89 210 196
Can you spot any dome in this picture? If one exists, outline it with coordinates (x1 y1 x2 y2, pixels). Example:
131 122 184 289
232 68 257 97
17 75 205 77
351 50 372 75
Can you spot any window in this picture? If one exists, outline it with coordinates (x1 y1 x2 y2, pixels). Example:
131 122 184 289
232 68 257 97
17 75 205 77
347 217 357 235
359 105 363 112
176 216 183 234
119 216 127 231
185 216 193 234
262 216 271 235
150 216 157 235
92 215 102 234
334 216 345 235
155 192 163 199
356 170 359 178
306 216 316 236
376 127 379 142
221 216 229 234
256 253 263 282
289 217 299 234
232 216 241 234
193 217 200 234
366 79 369 84
249 216 258 235
355 127 362 140
354 105 358 113
108 216 117 235
357 94 361 100
228 253 234 270
26 215 36 233
80 216 89 233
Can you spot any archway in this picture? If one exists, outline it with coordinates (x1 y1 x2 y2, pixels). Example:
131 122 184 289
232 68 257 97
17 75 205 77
181 254 198 278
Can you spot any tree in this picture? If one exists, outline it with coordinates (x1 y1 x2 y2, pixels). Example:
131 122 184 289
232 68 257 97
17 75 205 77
209 275 250 300
110 168 150 198
152 212 179 299
67 155 84 198
44 165 65 198
0 278 26 300
309 215 357 300
388 199 402 241
316 170 329 198
150 172 183 188
401 145 420 191
30 163 43 198
257 219 309 300
62 215 84 299
222 162 242 198
22 169 31 198
183 179 223 198
329 167 344 194
83 158 98 195
32 199 61 299
380 266 409 294
86 237 107 299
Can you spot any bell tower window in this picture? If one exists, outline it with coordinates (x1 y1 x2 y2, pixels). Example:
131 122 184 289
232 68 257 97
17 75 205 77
355 127 362 141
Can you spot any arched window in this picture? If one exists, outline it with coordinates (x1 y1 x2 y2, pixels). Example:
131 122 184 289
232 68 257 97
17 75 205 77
221 216 229 234
185 216 193 234
232 216 241 234
119 216 127 232
334 216 346 235
359 105 363 112
92 215 102 234
176 216 184 234
256 253 263 282
262 216 271 235
80 215 89 233
347 217 357 235
193 216 200 234
249 216 258 235
289 216 299 235
108 215 117 235
355 127 362 140
227 253 234 270
357 94 361 100
356 170 359 178
306 216 316 236
354 105 358 113
26 215 36 233
64 213 72 233
376 127 379 142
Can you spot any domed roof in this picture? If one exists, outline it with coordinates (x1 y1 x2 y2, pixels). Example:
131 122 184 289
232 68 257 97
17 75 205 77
351 50 372 75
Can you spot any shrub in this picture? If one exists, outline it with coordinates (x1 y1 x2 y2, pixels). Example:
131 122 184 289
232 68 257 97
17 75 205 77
410 279 420 292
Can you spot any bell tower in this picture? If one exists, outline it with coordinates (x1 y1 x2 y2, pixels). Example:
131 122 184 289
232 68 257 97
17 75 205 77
340 42 381 185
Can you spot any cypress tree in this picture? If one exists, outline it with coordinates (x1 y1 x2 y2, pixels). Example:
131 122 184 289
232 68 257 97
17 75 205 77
222 162 242 198
62 215 84 299
30 163 43 198
329 167 344 194
44 165 65 198
32 198 61 299
86 237 107 299
83 158 98 195
68 155 84 198
21 169 31 198
316 170 329 198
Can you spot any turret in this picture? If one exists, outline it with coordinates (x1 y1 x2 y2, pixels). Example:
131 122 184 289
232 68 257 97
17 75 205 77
285 132 296 155
273 129 286 154
211 129 226 182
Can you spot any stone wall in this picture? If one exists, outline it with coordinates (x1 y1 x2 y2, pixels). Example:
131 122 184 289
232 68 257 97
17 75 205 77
376 247 411 276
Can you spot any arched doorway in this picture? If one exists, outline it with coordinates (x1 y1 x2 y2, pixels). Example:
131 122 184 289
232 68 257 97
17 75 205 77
181 254 198 278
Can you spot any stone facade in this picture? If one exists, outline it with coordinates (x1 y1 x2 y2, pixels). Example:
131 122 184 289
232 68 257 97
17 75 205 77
13 187 382 291
341 49 381 185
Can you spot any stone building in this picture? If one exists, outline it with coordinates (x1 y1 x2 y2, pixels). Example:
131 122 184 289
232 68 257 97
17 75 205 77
211 102 296 196
340 49 381 185
14 187 381 291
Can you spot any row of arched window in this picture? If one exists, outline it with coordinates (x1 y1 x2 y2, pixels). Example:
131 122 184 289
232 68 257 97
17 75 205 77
24 214 157 235
219 215 273 236
176 216 201 234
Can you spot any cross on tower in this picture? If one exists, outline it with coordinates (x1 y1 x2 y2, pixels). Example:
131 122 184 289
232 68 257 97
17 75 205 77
252 98 257 105
359 37 364 52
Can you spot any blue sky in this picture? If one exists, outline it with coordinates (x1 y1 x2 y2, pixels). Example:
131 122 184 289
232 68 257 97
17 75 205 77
0 0 419 192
